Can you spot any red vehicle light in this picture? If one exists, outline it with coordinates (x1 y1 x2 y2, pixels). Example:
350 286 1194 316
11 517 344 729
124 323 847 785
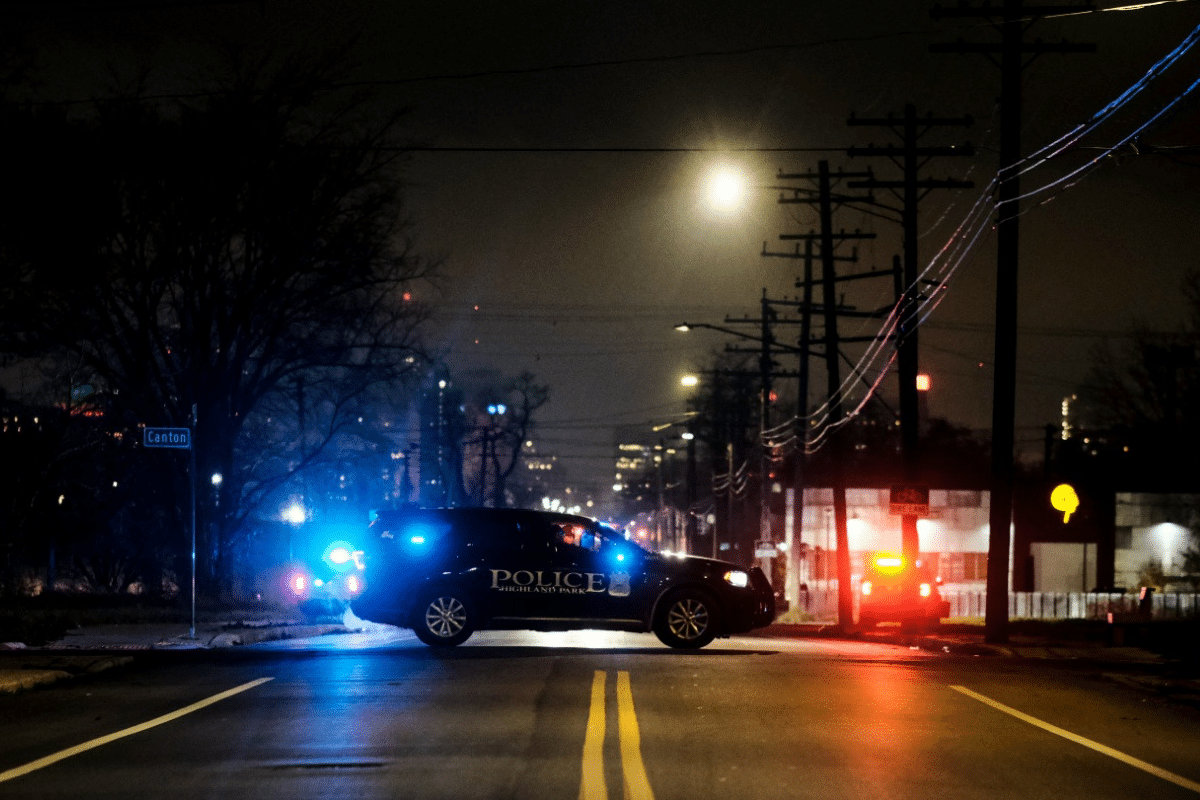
288 571 309 598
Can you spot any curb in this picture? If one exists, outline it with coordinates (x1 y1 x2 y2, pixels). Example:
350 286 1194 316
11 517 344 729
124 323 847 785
0 656 134 694
0 623 349 694
752 623 1171 664
206 624 348 648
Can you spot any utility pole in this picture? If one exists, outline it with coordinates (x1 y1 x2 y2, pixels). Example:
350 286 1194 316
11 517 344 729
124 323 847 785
931 0 1094 643
766 239 816 611
771 160 877 629
794 240 814 609
759 290 776 573
848 104 975 568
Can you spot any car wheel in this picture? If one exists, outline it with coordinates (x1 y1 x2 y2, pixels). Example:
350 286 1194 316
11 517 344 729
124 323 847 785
654 590 719 649
412 590 475 647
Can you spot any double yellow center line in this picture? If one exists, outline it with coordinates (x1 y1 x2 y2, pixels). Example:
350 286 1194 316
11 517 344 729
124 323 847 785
580 670 655 800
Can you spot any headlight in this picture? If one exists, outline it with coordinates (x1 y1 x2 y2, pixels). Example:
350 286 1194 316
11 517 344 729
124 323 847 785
724 570 749 588
919 582 932 598
861 581 873 596
323 540 358 572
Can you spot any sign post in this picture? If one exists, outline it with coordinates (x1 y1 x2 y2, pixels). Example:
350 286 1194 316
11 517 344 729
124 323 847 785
144 424 197 639
888 484 930 517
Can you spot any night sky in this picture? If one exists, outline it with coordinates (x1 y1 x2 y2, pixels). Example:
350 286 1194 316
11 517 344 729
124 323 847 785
9 0 1200 499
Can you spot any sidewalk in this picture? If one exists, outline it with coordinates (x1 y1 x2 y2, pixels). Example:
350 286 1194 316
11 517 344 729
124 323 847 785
0 617 349 694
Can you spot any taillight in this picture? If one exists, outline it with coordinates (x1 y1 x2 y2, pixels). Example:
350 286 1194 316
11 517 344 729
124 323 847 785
919 582 932 598
861 581 873 596
288 571 309 598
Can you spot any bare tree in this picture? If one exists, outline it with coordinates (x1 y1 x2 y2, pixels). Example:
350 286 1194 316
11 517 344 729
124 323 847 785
489 372 550 508
459 372 550 508
0 51 437 597
1078 271 1199 485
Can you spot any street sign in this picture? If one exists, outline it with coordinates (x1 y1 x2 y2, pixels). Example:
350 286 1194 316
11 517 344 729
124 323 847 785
754 540 777 558
143 427 192 449
889 484 929 516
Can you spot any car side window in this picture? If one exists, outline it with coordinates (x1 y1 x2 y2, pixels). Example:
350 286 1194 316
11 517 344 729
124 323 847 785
461 515 525 559
553 522 598 552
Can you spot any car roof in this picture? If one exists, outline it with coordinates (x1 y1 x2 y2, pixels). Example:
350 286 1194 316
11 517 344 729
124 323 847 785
372 507 597 526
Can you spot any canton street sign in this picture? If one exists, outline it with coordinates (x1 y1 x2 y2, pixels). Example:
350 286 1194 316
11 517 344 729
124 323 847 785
143 427 192 449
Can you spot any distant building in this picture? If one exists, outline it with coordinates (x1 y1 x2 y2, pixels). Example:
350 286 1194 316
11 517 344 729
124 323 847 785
782 486 1198 602
793 488 990 595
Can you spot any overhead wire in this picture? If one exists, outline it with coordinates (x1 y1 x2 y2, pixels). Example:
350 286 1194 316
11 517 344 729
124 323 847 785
790 16 1200 454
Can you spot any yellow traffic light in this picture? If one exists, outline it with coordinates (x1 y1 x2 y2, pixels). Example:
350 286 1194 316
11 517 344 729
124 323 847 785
1050 484 1079 523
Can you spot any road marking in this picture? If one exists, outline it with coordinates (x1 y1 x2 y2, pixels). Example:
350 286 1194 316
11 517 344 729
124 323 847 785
0 677 275 784
579 671 607 800
951 685 1200 794
579 671 655 800
616 671 655 800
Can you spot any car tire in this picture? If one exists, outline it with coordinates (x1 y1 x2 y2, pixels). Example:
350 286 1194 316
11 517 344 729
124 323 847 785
654 589 719 649
412 589 475 647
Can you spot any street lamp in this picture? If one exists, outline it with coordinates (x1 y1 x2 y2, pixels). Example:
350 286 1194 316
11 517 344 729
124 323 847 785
704 164 749 214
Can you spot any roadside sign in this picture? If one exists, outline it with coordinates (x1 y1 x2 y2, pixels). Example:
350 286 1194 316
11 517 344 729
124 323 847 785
889 484 929 516
143 427 192 449
754 541 777 558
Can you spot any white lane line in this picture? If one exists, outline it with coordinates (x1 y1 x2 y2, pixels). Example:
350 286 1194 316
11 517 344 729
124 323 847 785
0 677 275 784
579 670 608 800
951 684 1200 794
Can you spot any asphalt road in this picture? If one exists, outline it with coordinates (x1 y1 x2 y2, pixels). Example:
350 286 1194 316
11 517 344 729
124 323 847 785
2 628 1199 799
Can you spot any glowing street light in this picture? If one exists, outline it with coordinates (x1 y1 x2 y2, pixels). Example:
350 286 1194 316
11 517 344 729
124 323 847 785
704 165 748 213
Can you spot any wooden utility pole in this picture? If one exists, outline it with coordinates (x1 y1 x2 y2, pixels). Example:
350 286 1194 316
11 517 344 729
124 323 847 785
771 160 876 629
931 0 1094 643
848 104 975 568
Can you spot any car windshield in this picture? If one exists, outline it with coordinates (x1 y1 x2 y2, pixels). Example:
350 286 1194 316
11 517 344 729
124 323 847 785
596 523 651 556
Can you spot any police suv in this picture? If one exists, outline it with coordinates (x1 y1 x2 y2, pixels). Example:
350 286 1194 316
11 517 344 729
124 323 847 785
350 507 775 649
